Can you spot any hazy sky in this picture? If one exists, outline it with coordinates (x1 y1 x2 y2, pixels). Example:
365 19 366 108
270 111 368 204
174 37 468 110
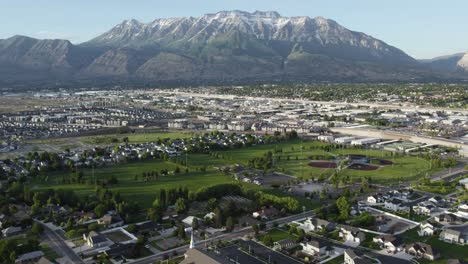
1 0 466 59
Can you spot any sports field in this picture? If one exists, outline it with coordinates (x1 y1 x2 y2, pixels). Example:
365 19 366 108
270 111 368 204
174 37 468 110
218 140 432 183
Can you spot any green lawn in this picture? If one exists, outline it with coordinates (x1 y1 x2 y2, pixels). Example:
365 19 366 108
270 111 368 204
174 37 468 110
31 160 236 208
216 140 433 183
261 228 295 242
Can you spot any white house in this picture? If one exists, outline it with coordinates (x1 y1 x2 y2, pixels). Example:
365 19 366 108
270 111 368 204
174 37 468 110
372 235 402 253
412 203 435 216
339 226 365 244
344 249 372 264
301 241 329 256
297 217 334 233
459 178 468 190
418 222 434 236
457 204 468 218
440 229 467 244
384 198 407 212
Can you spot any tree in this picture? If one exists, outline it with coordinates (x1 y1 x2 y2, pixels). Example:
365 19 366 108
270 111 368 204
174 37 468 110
94 204 106 218
226 217 234 232
336 196 351 221
192 218 199 230
177 225 186 239
252 224 259 235
213 207 223 228
127 224 137 233
175 198 187 214
65 217 73 230
30 223 43 236
262 235 273 247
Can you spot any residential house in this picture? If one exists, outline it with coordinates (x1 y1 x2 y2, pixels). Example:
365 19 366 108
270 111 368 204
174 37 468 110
339 226 365 244
372 235 403 253
384 198 408 212
428 196 446 207
97 214 124 228
418 222 434 236
344 249 373 264
459 178 468 190
273 238 296 251
2 226 22 237
367 193 383 204
406 242 439 260
435 213 460 223
412 203 435 216
440 228 468 244
252 207 279 220
301 240 329 256
457 204 468 218
297 217 335 233
83 231 113 248
104 243 135 258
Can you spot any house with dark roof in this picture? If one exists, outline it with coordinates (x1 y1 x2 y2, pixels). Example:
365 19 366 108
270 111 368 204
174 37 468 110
2 226 22 237
440 228 468 244
435 213 461 223
372 235 403 253
384 198 408 212
98 214 124 228
83 231 113 248
103 242 135 258
273 238 297 251
339 226 365 244
252 207 279 220
406 242 439 260
297 217 335 233
301 240 330 256
344 249 373 264
412 203 435 216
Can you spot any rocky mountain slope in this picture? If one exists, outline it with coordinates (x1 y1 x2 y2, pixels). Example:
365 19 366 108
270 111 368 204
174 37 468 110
0 11 459 86
421 52 468 73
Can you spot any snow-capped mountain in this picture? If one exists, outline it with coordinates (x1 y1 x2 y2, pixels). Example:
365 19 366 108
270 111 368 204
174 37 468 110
0 10 461 86
85 10 414 65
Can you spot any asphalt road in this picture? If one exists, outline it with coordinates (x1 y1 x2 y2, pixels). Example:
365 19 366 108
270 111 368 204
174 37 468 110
36 220 84 264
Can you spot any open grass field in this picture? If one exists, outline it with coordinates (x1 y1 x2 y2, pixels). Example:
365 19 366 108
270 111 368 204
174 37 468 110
216 139 433 183
30 159 236 208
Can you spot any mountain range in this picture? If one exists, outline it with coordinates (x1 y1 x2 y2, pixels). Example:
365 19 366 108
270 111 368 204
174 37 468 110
0 10 466 87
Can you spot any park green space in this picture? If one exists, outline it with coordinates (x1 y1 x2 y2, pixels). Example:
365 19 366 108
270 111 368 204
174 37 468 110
218 139 432 183
29 135 437 210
